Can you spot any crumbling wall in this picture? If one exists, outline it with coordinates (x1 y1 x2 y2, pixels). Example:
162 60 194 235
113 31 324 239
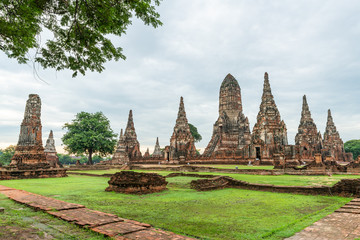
105 171 168 194
190 176 360 197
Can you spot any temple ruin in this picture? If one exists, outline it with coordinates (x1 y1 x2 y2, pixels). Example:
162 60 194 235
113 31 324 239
103 72 352 166
9 94 49 169
322 109 352 161
109 110 142 165
152 137 163 157
0 94 66 180
44 130 63 168
295 95 323 162
143 148 150 158
110 129 130 165
124 110 142 159
167 97 197 163
105 171 168 194
203 74 251 158
251 73 289 164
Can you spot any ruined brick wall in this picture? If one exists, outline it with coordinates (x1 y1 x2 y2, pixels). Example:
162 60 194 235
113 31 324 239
0 169 67 180
190 176 360 197
105 171 168 194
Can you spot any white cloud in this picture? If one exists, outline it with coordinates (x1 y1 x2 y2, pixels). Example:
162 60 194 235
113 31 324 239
0 0 359 153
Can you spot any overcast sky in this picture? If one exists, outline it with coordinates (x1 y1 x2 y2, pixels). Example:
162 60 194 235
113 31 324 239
1 0 359 154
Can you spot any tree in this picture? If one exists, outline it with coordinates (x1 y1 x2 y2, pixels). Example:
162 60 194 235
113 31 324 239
0 145 15 166
57 153 104 165
62 111 117 165
345 140 360 160
189 123 202 143
0 0 162 77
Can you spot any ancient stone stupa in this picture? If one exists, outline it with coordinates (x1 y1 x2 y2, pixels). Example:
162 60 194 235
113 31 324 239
322 109 351 161
111 110 141 164
251 73 288 162
111 129 130 164
143 148 150 158
203 74 251 157
169 97 197 162
295 95 323 159
152 137 162 157
9 94 50 170
44 130 63 168
1 94 67 180
124 110 142 159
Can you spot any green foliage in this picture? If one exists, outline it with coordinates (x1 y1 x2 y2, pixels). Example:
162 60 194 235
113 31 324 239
188 123 202 143
62 111 117 165
0 145 15 166
57 153 104 165
344 139 360 160
0 174 351 240
0 0 162 77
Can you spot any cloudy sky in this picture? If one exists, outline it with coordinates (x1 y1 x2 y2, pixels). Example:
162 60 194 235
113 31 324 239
1 0 359 154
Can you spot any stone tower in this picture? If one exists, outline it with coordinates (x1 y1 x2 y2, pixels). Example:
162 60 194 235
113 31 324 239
169 97 197 161
44 130 62 168
252 73 288 161
111 129 130 164
203 74 251 157
295 95 323 158
322 109 348 161
152 137 162 157
124 110 142 159
10 94 50 169
143 148 150 158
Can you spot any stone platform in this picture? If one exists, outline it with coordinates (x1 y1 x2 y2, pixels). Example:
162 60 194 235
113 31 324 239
0 185 195 239
0 168 67 180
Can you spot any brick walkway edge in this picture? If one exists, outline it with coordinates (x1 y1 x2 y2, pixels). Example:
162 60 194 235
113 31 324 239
286 198 360 240
0 185 196 240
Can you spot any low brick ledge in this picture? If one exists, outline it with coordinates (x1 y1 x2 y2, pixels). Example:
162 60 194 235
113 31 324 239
190 176 360 197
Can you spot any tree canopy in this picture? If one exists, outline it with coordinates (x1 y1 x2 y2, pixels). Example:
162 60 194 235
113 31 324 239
57 153 105 165
62 111 117 165
0 145 15 166
0 0 162 77
189 123 202 143
344 139 360 160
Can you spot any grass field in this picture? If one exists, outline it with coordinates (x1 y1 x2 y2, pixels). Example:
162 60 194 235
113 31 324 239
0 194 106 239
69 169 360 186
0 174 352 240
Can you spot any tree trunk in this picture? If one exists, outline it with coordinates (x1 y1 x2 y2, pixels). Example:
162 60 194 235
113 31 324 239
87 149 93 165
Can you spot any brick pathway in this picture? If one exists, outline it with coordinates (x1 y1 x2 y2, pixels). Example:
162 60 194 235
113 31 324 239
0 185 195 240
286 198 360 240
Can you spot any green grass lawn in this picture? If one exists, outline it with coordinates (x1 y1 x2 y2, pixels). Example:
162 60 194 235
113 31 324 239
69 169 360 186
0 175 352 240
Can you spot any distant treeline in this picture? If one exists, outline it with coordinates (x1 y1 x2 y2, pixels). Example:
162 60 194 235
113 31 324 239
57 154 108 165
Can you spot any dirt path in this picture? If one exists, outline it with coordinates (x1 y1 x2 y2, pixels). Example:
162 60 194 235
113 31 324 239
286 198 360 240
0 185 196 240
